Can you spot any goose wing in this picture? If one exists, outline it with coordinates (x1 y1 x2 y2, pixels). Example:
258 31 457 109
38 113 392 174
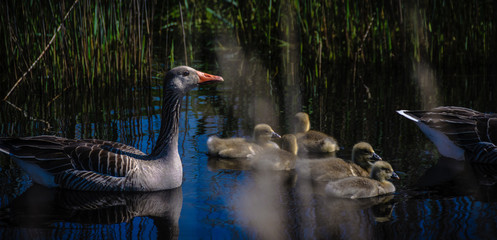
0 135 142 177
78 139 146 156
398 106 497 147
55 169 129 191
63 143 139 177
0 135 74 174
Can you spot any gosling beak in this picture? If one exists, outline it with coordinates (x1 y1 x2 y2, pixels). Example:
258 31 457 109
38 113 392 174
371 152 382 161
272 132 281 139
197 70 224 84
391 171 400 179
367 152 382 166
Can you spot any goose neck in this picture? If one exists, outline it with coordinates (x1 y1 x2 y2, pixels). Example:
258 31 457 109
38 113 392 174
149 90 183 158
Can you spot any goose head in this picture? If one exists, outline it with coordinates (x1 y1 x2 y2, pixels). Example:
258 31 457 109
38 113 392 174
152 66 223 158
253 124 281 145
351 142 382 170
294 112 311 133
370 161 399 181
280 134 298 155
165 66 224 94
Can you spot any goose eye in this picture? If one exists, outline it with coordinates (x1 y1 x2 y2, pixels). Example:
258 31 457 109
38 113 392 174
182 71 190 76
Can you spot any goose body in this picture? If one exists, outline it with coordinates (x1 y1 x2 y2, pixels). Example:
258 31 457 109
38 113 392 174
294 112 339 155
297 142 382 182
207 124 280 158
397 106 497 163
325 161 399 199
250 134 298 171
0 66 223 191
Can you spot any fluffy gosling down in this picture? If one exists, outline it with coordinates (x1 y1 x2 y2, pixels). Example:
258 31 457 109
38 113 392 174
207 124 281 158
297 142 382 182
325 161 399 199
294 112 339 154
250 134 298 171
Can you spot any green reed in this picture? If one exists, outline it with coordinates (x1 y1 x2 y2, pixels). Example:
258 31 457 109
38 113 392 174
0 0 495 111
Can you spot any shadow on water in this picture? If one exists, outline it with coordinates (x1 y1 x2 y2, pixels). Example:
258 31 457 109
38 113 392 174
0 185 182 239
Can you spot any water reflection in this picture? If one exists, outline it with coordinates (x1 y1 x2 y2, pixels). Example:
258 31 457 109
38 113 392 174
416 157 497 197
0 185 182 239
383 193 497 239
235 170 298 240
207 156 252 171
313 195 395 239
233 165 394 240
208 149 497 239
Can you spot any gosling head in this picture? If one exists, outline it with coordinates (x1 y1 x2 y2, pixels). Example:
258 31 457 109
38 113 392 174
370 161 399 181
253 124 281 144
351 142 382 170
294 112 311 133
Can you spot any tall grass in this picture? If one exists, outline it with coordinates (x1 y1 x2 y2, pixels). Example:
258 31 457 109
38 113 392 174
0 0 495 141
1 1 495 94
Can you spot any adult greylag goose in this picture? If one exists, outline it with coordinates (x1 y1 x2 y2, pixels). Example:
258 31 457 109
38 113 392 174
325 161 399 199
250 134 298 171
0 66 223 191
207 124 281 158
297 142 382 182
294 112 339 155
397 106 497 163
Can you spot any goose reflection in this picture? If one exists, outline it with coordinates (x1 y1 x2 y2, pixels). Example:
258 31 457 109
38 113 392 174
412 156 497 206
0 184 182 239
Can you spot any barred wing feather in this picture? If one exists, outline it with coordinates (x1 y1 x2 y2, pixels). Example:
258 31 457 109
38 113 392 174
55 169 129 191
64 144 138 177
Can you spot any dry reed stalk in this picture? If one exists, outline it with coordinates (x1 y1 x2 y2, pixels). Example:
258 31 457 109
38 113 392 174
3 0 80 101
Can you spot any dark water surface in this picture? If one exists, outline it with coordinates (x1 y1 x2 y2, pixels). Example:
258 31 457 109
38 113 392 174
1 75 497 239
1 1 497 239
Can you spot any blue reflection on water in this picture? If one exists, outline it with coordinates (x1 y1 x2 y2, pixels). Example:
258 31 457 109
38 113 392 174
2 88 497 239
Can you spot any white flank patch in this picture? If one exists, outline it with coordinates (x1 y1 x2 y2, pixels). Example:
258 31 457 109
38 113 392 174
397 109 465 160
14 158 58 187
416 122 465 160
396 110 421 122
0 147 10 155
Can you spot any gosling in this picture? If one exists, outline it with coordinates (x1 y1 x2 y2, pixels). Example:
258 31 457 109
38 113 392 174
294 112 339 155
207 124 280 158
297 142 382 182
325 161 399 199
251 134 298 171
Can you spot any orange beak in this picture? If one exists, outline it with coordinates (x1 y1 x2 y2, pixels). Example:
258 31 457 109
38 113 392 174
197 70 224 84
